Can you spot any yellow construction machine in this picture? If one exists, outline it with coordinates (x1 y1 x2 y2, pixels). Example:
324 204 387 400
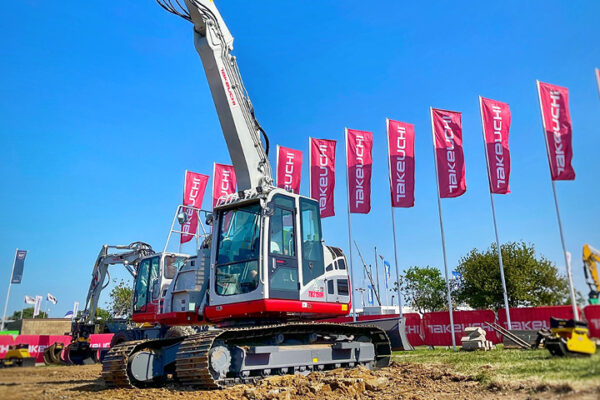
541 317 596 356
583 244 600 305
0 344 36 368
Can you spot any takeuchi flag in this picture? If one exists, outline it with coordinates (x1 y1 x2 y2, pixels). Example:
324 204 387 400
309 138 336 218
346 129 373 214
479 97 511 194
387 119 415 207
181 170 209 244
430 108 466 198
536 81 575 181
212 163 237 207
276 145 302 194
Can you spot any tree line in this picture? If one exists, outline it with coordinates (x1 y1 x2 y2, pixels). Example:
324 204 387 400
396 241 577 313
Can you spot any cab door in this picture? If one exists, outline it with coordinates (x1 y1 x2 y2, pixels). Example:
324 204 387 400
268 195 299 300
132 255 160 321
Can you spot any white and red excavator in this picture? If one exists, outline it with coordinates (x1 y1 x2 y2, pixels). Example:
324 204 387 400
91 0 391 389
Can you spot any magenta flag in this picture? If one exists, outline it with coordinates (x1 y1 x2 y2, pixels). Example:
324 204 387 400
537 81 575 181
479 97 511 194
431 108 466 198
212 163 237 208
346 129 373 214
276 145 302 194
387 119 415 207
309 138 336 218
181 170 209 243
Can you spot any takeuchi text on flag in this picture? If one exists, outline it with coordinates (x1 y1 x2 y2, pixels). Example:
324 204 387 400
276 145 302 194
430 108 466 198
537 81 575 181
309 138 336 218
212 163 237 208
387 119 415 207
181 170 209 244
346 128 373 214
479 97 511 194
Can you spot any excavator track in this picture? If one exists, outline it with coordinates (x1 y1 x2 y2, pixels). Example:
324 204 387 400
174 322 390 389
101 339 149 388
175 331 224 388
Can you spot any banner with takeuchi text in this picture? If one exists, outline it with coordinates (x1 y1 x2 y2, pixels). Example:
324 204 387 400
479 97 511 194
181 170 209 244
431 108 466 198
309 138 336 218
536 81 575 181
387 119 415 207
212 163 237 208
276 145 302 194
346 128 373 214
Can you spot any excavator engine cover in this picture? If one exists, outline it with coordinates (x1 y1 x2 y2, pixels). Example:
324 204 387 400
544 318 596 357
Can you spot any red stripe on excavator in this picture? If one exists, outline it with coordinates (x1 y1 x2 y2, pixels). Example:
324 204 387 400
204 299 350 322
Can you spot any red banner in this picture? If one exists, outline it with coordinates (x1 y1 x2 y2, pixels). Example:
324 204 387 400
276 146 302 194
537 81 575 181
431 108 466 198
310 138 336 218
584 305 600 338
480 97 511 194
346 129 373 214
181 170 209 244
422 310 499 346
498 305 581 330
212 163 237 208
387 119 415 207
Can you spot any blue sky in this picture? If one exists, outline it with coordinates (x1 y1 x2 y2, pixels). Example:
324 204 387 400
1 1 599 317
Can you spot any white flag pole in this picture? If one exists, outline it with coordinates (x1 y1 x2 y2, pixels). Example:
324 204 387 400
536 81 579 320
1 249 18 331
478 96 512 329
345 128 358 322
386 119 405 319
429 108 457 351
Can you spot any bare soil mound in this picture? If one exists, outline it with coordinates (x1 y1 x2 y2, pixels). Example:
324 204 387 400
0 362 597 400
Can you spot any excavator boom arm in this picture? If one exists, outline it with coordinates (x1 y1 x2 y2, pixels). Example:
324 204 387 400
81 242 154 323
583 244 600 292
159 0 272 191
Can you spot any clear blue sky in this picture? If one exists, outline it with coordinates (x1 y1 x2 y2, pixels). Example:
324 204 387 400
1 1 599 317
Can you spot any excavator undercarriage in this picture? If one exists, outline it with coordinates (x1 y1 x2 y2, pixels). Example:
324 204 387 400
102 323 390 389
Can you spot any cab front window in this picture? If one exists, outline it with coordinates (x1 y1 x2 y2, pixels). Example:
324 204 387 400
215 203 261 296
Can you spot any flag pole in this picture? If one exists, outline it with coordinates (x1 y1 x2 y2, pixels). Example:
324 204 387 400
374 247 382 305
345 128 357 322
551 181 578 319
536 81 579 320
478 96 512 329
1 249 18 331
430 108 457 351
386 119 405 319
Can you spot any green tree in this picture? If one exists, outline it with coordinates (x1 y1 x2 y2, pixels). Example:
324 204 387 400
108 280 133 318
455 241 574 309
398 266 448 313
9 307 47 320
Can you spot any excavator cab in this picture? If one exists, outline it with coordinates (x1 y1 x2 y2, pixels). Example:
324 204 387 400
132 252 188 323
203 189 350 323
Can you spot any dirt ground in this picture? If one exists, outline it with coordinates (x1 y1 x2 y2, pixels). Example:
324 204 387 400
0 362 598 400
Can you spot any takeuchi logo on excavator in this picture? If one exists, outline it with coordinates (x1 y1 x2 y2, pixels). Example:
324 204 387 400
221 67 237 106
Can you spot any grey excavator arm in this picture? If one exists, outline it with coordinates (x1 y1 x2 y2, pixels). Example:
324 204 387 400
81 242 154 323
158 0 273 191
